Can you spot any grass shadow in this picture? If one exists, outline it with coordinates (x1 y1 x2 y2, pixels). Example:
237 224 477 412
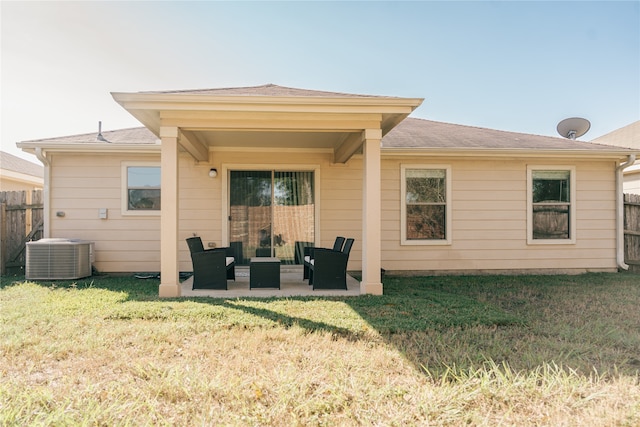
4 270 640 378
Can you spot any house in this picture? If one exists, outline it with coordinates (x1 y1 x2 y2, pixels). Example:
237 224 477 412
591 121 640 194
16 84 639 297
0 151 43 192
0 151 44 248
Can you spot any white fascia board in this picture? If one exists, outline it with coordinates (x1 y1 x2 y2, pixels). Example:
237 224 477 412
381 147 639 160
112 92 424 109
17 142 160 155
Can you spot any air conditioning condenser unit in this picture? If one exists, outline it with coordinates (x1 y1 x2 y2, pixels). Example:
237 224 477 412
26 238 93 280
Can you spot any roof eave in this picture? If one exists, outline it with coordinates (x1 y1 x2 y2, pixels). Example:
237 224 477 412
382 147 639 160
17 142 161 155
17 142 637 160
111 92 424 137
0 169 43 185
111 91 424 107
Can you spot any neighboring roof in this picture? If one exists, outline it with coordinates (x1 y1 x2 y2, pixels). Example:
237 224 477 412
140 83 388 98
592 121 640 149
382 118 630 152
0 151 44 178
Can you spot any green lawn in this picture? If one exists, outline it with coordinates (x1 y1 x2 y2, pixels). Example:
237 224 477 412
1 272 639 426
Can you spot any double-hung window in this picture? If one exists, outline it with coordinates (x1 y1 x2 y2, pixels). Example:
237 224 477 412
527 166 575 244
401 165 452 245
122 162 161 215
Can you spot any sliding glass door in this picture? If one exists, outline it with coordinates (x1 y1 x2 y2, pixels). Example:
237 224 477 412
229 170 314 265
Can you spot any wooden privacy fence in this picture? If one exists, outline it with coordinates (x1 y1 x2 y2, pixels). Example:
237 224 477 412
624 193 640 272
0 190 43 275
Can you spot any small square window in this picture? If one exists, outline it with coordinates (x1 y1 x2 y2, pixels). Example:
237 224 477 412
122 163 161 215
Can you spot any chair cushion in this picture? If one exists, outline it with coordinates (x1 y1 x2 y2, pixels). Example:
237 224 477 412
226 257 234 267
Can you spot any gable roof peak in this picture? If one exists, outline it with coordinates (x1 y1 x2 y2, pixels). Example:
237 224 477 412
138 84 392 98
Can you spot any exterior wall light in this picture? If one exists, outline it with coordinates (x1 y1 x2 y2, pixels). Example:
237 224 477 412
208 168 218 178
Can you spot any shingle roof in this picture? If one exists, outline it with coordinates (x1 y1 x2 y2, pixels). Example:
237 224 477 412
382 117 624 151
21 127 158 144
18 118 633 154
140 83 386 98
0 151 44 177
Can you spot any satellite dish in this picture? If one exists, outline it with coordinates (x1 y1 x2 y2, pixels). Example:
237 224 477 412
557 117 590 140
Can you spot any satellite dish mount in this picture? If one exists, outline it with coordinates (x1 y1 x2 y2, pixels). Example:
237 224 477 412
557 117 590 140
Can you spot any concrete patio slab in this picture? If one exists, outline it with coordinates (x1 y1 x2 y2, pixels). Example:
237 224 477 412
180 265 361 298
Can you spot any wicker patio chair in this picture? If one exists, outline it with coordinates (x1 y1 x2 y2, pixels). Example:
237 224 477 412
186 237 236 289
303 236 345 280
308 238 354 290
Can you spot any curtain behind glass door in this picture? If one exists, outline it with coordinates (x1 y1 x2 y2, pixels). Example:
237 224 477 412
273 171 315 264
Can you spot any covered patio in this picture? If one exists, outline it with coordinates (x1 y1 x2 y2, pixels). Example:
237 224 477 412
112 85 422 298
181 265 361 298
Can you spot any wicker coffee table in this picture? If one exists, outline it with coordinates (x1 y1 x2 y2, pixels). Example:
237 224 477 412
249 257 281 289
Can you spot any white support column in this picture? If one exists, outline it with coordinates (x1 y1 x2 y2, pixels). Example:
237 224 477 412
159 126 181 297
360 129 383 295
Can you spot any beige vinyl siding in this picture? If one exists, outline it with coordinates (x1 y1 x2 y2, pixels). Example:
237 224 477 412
48 149 619 275
380 157 618 274
50 152 228 273
319 159 363 270
49 153 161 273
574 165 616 261
177 154 223 271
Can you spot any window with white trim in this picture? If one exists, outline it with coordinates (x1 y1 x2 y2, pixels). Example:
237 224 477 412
527 166 576 244
122 163 161 215
401 165 452 245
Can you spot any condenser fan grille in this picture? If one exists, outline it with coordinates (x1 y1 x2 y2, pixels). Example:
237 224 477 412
26 239 93 280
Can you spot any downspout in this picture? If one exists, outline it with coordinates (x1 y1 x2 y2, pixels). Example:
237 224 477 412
616 154 636 270
34 148 50 238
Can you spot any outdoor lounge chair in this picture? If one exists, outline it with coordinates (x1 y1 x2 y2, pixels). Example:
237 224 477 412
186 237 235 289
303 236 345 280
308 238 354 290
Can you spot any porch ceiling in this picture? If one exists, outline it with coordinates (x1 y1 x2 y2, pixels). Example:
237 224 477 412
190 130 348 150
111 89 423 163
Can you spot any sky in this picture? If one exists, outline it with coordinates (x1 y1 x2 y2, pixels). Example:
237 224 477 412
1 1 639 164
